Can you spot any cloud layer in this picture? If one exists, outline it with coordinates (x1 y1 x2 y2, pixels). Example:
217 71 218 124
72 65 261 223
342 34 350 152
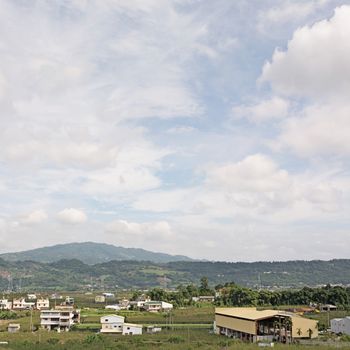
0 1 349 261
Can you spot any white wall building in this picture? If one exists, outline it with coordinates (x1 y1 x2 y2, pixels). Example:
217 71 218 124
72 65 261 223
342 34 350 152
12 298 35 310
100 314 142 335
0 299 12 310
122 323 142 335
105 305 121 311
100 315 125 333
331 317 350 335
36 298 50 310
8 324 20 333
143 301 173 312
40 306 80 332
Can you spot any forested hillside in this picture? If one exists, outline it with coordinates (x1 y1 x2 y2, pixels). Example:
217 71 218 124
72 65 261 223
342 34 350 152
1 258 350 291
0 242 193 264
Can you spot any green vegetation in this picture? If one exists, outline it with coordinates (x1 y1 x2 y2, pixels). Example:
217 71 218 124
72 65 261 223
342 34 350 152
0 242 192 265
1 328 350 350
3 256 350 290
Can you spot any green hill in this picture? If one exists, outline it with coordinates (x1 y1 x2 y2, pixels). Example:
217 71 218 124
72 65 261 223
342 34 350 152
1 256 350 291
0 242 193 265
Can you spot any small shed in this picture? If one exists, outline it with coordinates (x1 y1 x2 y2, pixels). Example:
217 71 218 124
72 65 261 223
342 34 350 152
8 323 21 333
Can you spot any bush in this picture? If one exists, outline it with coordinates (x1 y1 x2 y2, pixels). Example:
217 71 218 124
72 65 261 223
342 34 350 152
168 336 185 343
47 338 59 345
83 334 103 344
0 311 17 319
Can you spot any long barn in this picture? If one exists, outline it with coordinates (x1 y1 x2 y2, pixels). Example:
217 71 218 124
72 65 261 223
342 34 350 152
215 307 318 343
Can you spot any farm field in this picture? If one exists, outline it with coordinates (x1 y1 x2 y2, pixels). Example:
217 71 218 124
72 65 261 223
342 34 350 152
2 329 350 350
2 298 350 349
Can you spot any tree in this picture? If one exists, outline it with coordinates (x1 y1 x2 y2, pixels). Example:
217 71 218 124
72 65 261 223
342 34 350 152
307 328 313 339
199 277 210 294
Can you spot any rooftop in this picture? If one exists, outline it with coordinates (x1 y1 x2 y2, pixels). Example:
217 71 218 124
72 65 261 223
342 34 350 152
216 308 283 321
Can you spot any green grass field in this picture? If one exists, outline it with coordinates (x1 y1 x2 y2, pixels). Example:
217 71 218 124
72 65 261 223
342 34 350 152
2 329 350 350
2 300 350 349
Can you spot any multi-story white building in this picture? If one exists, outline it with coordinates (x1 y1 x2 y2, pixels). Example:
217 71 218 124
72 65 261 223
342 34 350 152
12 298 35 310
36 298 50 310
143 301 173 312
100 314 142 335
40 306 80 332
331 317 350 335
0 299 12 310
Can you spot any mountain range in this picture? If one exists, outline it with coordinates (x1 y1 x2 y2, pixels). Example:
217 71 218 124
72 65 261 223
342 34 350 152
0 242 193 264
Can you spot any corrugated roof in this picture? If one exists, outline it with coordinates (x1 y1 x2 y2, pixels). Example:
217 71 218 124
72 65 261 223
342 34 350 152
215 308 281 321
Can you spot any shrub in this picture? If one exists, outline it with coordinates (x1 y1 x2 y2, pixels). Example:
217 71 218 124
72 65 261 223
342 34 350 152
0 311 17 319
47 338 59 345
168 336 185 343
83 334 103 344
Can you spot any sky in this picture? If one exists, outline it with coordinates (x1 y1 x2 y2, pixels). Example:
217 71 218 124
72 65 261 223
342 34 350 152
1 0 350 261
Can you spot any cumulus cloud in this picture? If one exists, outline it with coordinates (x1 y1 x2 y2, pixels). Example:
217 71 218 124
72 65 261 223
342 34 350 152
106 219 173 238
260 5 350 99
57 208 87 224
206 154 290 192
232 97 290 123
275 104 350 157
260 6 350 158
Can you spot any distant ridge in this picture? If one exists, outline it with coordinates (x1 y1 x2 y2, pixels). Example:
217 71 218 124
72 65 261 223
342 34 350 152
0 241 193 264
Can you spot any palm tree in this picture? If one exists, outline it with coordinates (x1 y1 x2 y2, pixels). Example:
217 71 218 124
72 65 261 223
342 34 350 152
296 328 302 337
308 328 313 339
273 320 279 340
284 318 293 343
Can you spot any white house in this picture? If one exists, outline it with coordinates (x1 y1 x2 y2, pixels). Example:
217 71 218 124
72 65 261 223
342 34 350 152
102 292 115 298
27 294 37 300
331 317 350 335
0 299 12 310
95 295 106 303
40 306 80 332
100 315 125 333
36 298 50 310
143 301 173 312
12 298 35 310
105 305 121 311
146 325 162 333
8 324 20 333
100 314 142 335
123 323 142 335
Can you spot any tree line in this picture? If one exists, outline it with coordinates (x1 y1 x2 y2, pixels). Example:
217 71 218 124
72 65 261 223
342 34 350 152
141 278 350 308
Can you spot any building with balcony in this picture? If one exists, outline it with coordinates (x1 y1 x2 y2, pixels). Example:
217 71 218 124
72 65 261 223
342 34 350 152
40 306 80 332
143 301 173 312
36 298 50 310
12 298 35 310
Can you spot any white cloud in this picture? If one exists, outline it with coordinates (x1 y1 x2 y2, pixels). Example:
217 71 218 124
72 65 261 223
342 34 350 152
21 210 48 225
57 208 87 224
275 103 350 157
106 219 173 239
206 154 290 192
260 6 350 158
232 97 290 123
260 5 350 100
258 0 330 30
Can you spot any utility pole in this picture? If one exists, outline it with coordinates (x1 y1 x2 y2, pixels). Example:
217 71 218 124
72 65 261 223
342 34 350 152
30 307 33 332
